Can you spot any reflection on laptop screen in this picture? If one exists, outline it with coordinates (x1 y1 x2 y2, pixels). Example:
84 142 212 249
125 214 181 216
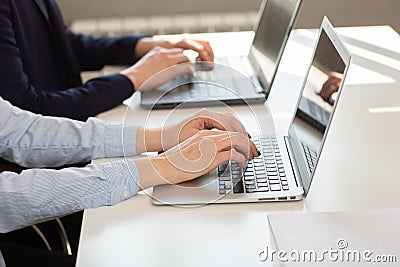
297 30 346 132
288 20 350 195
251 0 300 88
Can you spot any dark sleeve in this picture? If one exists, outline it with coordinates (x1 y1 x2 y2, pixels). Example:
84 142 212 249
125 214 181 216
67 30 148 71
0 2 134 121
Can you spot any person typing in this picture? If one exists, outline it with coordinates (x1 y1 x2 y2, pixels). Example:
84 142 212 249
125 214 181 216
0 0 213 121
0 97 256 266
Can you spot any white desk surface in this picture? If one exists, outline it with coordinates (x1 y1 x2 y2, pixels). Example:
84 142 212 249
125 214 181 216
76 26 400 267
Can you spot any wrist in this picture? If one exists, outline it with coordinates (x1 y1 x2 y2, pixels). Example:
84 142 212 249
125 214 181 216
120 68 142 90
136 127 162 154
135 156 168 189
135 37 156 58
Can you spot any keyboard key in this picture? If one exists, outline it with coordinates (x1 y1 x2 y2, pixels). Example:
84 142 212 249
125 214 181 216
218 162 229 172
232 170 241 175
256 187 269 192
233 181 244 193
257 182 269 187
282 185 289 191
245 180 255 185
245 184 256 190
270 184 281 191
256 174 267 179
256 177 268 183
219 176 231 181
219 189 226 194
244 176 256 181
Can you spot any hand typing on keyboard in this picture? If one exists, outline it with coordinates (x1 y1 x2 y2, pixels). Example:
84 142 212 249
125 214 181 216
121 36 214 91
137 130 258 188
135 37 214 62
121 47 195 91
143 108 259 153
136 108 259 189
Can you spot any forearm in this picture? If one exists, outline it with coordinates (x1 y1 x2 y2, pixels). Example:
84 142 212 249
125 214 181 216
136 128 162 154
13 74 133 121
0 98 138 167
0 159 140 233
68 31 148 70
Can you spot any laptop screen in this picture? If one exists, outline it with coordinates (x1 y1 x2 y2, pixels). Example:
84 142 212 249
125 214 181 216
250 0 301 92
296 30 347 132
287 18 350 194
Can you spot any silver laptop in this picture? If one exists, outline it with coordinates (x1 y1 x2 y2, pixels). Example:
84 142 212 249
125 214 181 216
152 17 351 205
140 0 302 109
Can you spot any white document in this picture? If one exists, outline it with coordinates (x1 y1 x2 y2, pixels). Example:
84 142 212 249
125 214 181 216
263 209 400 266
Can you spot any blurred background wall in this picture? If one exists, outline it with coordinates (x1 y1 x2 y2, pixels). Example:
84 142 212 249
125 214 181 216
56 0 400 33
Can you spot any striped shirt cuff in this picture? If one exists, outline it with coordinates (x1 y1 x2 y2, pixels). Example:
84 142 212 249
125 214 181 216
103 124 139 158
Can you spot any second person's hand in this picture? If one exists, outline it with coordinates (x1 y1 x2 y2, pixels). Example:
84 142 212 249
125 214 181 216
121 46 195 91
135 37 214 62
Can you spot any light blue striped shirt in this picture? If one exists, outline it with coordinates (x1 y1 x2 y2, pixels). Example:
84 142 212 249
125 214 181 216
0 97 141 235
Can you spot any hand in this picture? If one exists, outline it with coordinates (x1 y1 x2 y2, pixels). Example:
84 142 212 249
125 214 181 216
319 72 343 102
136 108 258 156
121 46 194 91
136 130 254 189
135 37 214 62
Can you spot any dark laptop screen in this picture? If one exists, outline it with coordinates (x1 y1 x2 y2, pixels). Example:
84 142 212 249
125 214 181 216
296 30 347 132
288 21 350 195
251 0 300 89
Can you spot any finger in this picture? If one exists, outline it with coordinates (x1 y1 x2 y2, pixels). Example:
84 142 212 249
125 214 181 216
215 112 247 136
210 132 255 160
213 150 247 169
177 39 213 62
155 47 184 54
227 132 258 159
170 63 196 76
203 116 255 156
320 83 339 101
248 138 258 158
197 109 246 136
196 40 214 62
332 77 342 87
168 53 191 65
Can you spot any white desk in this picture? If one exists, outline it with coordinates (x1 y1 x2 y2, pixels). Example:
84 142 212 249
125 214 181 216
76 27 400 267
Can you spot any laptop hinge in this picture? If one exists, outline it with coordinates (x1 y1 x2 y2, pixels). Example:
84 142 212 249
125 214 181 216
284 136 303 188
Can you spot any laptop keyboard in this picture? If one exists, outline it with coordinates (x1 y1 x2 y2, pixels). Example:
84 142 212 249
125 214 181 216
218 137 289 194
190 57 242 98
307 98 331 125
301 142 318 174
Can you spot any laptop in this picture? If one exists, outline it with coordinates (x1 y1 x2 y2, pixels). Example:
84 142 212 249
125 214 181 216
140 0 302 109
152 17 351 205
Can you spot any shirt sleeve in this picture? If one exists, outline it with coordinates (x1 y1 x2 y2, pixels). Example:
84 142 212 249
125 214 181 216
0 97 139 168
0 250 4 267
0 159 141 233
67 30 149 71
